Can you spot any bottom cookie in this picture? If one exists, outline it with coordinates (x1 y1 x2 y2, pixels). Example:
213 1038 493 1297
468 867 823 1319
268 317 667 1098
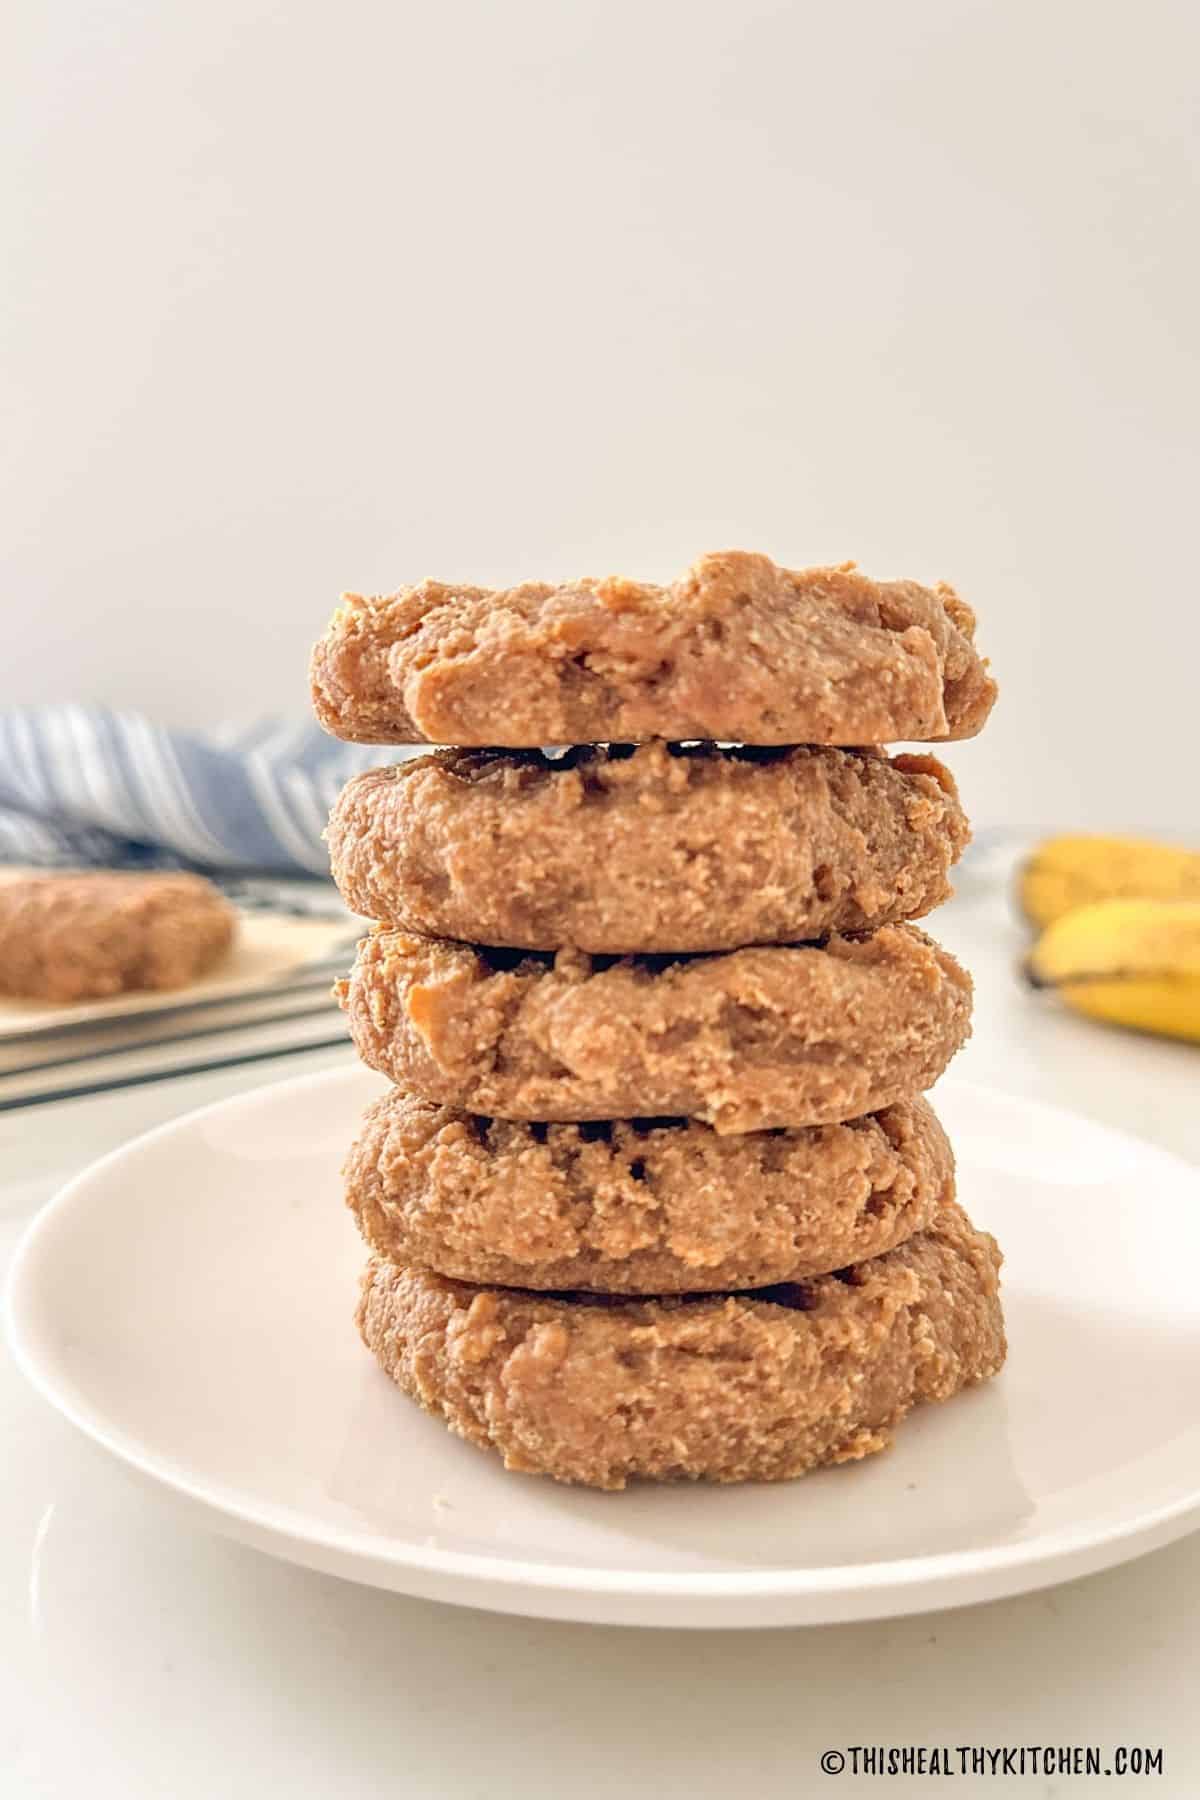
356 1203 1005 1489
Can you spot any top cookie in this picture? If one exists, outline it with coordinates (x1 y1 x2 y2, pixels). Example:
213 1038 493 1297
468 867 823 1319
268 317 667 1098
310 550 996 747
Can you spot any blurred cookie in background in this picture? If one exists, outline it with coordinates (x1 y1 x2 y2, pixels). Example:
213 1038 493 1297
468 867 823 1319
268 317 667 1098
0 869 236 1002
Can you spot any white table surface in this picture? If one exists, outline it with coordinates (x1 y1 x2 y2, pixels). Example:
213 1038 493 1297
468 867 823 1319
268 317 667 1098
2 867 1198 1799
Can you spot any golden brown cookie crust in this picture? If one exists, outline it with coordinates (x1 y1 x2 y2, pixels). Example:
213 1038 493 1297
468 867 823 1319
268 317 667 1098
346 1092 954 1292
336 923 972 1133
0 871 236 1003
356 1203 1005 1488
311 550 996 748
327 743 970 953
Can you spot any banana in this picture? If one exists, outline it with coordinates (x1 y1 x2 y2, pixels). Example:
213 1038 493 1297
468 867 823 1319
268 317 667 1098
1017 834 1200 929
1025 898 1200 1044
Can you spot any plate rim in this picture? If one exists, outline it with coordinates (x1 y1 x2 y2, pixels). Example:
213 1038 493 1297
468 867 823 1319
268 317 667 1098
6 1064 1200 1609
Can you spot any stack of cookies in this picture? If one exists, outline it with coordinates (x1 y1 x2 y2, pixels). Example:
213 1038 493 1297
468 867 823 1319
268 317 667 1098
311 550 1005 1490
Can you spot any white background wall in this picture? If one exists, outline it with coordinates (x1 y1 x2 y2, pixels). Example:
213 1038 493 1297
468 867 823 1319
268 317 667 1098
4 0 1198 833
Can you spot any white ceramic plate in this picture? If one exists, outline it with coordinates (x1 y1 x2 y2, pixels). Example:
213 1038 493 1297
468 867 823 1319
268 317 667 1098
7 1068 1200 1628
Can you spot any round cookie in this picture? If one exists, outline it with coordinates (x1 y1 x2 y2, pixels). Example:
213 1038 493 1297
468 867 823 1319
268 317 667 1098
328 743 970 953
0 870 235 1003
356 1202 1006 1489
335 923 972 1133
311 549 996 747
345 1092 954 1293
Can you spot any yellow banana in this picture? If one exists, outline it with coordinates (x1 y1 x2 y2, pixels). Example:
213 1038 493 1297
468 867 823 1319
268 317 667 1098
1017 834 1200 929
1025 898 1200 1044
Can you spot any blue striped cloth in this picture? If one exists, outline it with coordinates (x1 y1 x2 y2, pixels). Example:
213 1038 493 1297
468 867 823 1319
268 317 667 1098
0 705 412 875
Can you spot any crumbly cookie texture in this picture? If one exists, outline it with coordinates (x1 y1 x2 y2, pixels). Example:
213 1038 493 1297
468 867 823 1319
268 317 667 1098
335 923 972 1134
345 1092 953 1292
311 550 996 747
356 1202 1005 1488
327 743 970 953
0 871 236 1003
